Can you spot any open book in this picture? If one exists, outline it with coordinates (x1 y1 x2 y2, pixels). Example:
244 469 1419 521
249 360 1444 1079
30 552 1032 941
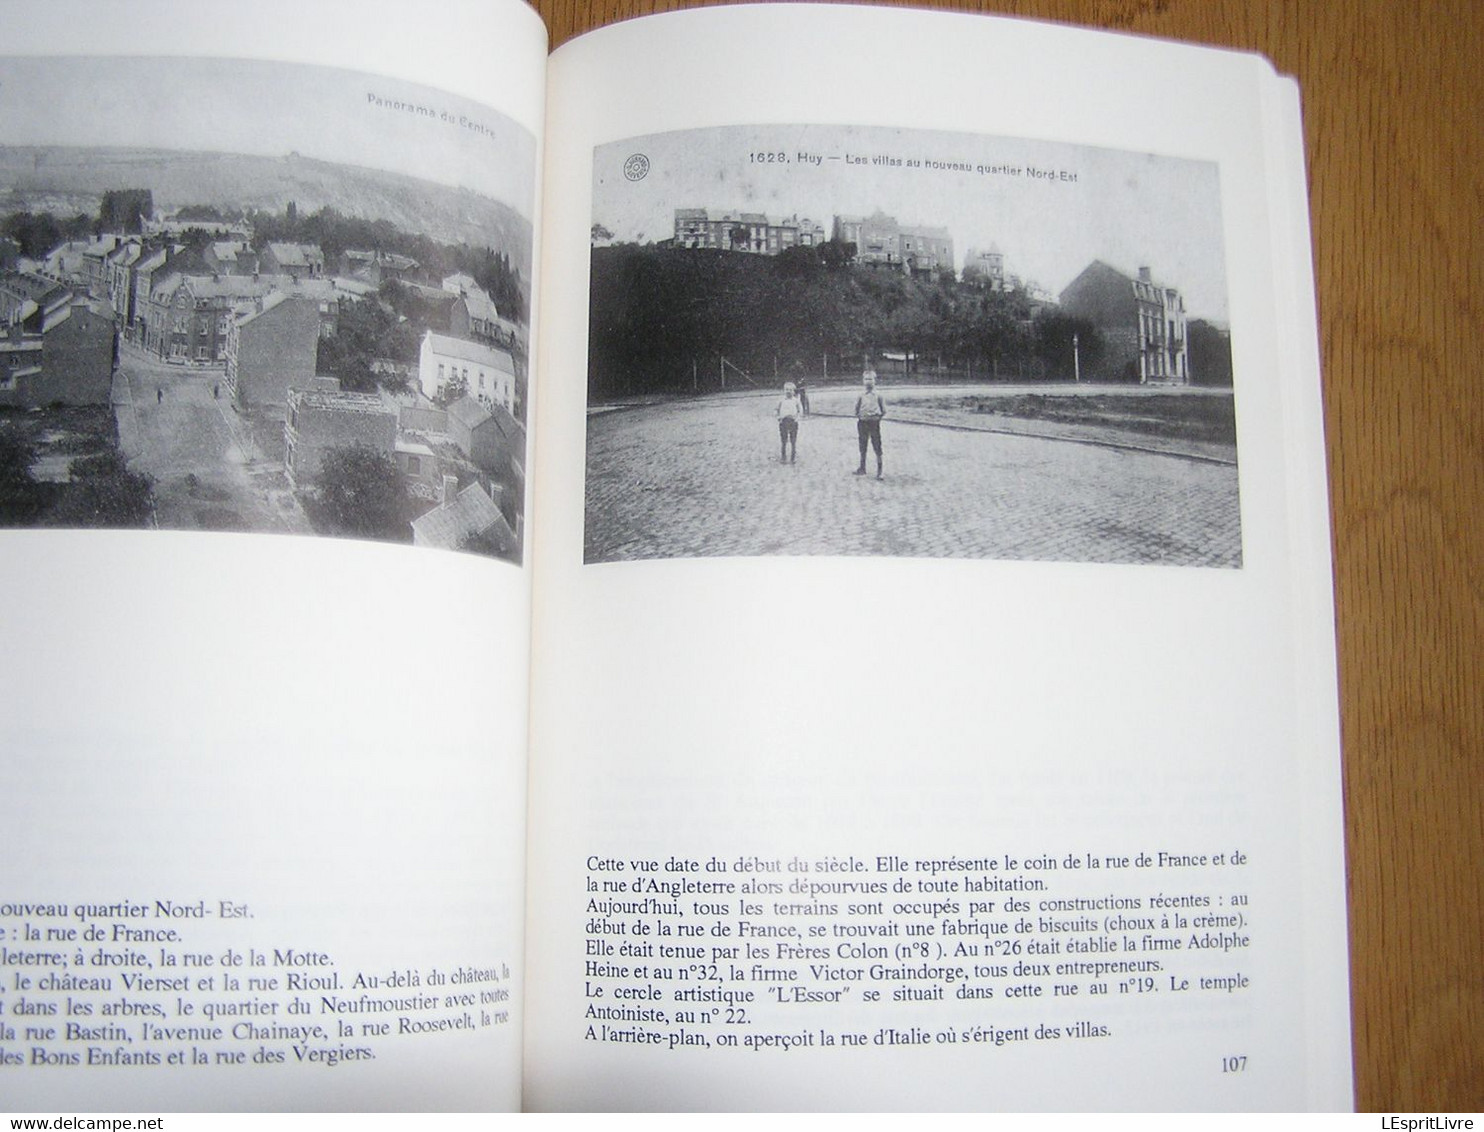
1 0 1350 1112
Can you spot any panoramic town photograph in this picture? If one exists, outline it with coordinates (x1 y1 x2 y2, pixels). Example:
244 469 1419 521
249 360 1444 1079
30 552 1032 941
0 56 534 562
586 124 1238 568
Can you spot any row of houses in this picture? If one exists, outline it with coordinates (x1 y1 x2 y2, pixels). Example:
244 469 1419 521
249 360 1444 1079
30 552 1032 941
832 211 954 277
11 216 529 550
668 207 1192 384
673 207 957 278
216 278 517 417
674 209 830 256
212 283 524 550
283 385 524 554
218 284 524 552
671 208 1052 306
36 233 331 367
40 224 523 365
26 220 527 404
0 270 115 409
0 259 526 548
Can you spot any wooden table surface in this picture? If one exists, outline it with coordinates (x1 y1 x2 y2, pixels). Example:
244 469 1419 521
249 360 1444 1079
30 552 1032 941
533 0 1483 1112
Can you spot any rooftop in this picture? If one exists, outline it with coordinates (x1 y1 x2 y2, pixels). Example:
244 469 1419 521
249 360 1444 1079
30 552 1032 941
288 388 390 416
447 394 492 429
411 481 512 551
423 331 516 373
266 242 325 268
0 271 70 321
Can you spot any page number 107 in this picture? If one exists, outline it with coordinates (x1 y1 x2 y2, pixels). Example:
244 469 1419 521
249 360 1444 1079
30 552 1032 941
1222 1056 1248 1073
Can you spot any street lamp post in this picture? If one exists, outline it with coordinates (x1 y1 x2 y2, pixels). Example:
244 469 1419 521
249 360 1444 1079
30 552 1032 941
1072 332 1081 383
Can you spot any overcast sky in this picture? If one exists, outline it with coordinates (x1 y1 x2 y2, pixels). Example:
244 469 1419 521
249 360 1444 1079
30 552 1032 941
594 124 1229 322
0 55 534 218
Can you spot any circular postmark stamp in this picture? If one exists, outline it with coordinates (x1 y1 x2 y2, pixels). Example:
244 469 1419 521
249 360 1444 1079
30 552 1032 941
623 153 650 182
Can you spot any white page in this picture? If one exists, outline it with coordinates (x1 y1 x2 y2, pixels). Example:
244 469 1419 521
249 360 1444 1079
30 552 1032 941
527 4 1349 1111
1 0 545 1111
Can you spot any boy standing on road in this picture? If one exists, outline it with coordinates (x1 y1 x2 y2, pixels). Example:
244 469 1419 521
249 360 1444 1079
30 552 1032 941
854 370 885 479
777 381 801 463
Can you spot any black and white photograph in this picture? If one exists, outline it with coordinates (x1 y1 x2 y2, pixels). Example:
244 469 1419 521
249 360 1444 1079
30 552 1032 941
585 124 1238 567
0 56 534 562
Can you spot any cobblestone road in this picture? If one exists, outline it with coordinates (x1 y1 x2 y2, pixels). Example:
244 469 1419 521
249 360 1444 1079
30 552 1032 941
584 389 1242 567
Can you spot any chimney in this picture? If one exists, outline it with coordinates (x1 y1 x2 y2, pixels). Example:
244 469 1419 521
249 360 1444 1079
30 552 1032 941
1138 266 1152 282
442 475 459 506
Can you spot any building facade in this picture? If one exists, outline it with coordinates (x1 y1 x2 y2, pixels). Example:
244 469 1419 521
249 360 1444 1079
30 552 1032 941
418 331 516 413
223 293 322 412
441 274 503 343
341 249 418 287
129 247 175 347
963 245 1007 290
142 273 284 363
0 273 114 408
674 209 829 255
103 240 143 326
1130 266 1189 384
283 388 398 489
1058 260 1190 384
446 394 524 480
259 243 325 281
833 211 955 277
204 241 258 277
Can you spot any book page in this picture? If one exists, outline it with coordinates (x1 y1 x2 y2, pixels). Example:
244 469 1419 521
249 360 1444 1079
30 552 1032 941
1 0 545 1111
526 3 1350 1111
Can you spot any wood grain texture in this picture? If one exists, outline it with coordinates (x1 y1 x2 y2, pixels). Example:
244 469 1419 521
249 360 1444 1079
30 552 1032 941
531 0 1484 1111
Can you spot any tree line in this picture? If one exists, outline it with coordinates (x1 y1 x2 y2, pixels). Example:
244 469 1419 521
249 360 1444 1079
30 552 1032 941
2 191 156 259
588 242 1107 400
